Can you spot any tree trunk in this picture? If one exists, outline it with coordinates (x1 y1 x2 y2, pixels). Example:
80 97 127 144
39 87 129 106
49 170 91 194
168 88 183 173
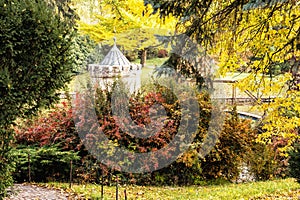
140 48 147 68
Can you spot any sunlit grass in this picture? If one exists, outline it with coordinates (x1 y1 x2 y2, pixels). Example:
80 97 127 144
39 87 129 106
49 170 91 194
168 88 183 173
40 178 300 200
133 57 168 67
145 57 168 67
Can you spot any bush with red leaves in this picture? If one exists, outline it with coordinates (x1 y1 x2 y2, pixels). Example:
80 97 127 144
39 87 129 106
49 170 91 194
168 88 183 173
157 49 168 58
15 101 82 151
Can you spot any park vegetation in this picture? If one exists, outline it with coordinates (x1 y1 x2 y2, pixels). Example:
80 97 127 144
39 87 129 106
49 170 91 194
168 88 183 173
146 0 300 151
13 85 287 185
0 0 299 198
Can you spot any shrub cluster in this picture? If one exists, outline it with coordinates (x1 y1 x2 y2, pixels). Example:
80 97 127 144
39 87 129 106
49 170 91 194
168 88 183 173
14 102 83 182
13 84 287 185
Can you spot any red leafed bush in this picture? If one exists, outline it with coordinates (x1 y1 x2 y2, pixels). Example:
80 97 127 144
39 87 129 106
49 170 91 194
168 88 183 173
71 84 185 175
14 101 82 151
13 101 86 183
14 85 284 185
157 49 168 58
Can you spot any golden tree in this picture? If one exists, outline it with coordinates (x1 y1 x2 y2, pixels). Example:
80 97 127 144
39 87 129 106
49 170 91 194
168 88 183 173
146 0 300 152
76 0 176 67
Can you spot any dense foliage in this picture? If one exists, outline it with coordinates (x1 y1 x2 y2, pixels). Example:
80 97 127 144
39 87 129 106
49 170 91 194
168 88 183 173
14 102 80 151
200 107 255 181
72 84 283 184
70 35 96 73
77 0 176 67
0 0 76 196
14 102 83 182
12 145 79 183
145 0 300 150
13 84 287 185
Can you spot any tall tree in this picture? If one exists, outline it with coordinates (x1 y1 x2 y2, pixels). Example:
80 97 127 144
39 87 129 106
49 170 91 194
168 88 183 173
145 0 300 151
78 0 176 67
0 0 77 196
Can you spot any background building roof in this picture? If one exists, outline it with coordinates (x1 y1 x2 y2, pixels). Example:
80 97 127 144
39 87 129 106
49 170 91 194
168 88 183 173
100 38 132 67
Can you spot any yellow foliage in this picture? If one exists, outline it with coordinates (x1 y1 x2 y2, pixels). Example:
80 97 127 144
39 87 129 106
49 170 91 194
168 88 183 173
76 0 177 50
209 2 300 151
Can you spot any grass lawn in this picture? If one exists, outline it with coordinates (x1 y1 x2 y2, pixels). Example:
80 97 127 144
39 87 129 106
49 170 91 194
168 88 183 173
132 57 167 85
133 57 168 67
40 178 300 200
140 66 155 84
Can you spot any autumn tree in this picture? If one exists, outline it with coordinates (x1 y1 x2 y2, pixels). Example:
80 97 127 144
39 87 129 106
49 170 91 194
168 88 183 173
145 0 300 151
0 0 77 196
77 0 176 67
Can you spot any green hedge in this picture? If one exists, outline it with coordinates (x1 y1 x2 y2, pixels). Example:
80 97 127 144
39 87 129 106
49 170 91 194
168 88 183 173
12 145 79 183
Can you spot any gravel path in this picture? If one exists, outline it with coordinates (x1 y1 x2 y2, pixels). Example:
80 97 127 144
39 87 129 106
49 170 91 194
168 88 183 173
4 184 81 200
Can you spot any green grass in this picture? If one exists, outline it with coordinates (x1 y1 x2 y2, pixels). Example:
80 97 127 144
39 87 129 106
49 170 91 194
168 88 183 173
140 66 156 85
133 57 168 67
134 57 168 85
145 57 168 67
40 178 300 200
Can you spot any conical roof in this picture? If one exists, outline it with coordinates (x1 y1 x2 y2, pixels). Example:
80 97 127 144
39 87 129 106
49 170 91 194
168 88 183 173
88 38 141 79
100 38 132 66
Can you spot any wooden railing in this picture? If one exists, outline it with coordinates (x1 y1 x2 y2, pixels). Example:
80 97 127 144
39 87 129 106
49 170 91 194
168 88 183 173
213 97 274 105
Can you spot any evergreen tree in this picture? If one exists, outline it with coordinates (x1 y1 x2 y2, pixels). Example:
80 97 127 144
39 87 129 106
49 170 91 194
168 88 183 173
0 0 77 196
